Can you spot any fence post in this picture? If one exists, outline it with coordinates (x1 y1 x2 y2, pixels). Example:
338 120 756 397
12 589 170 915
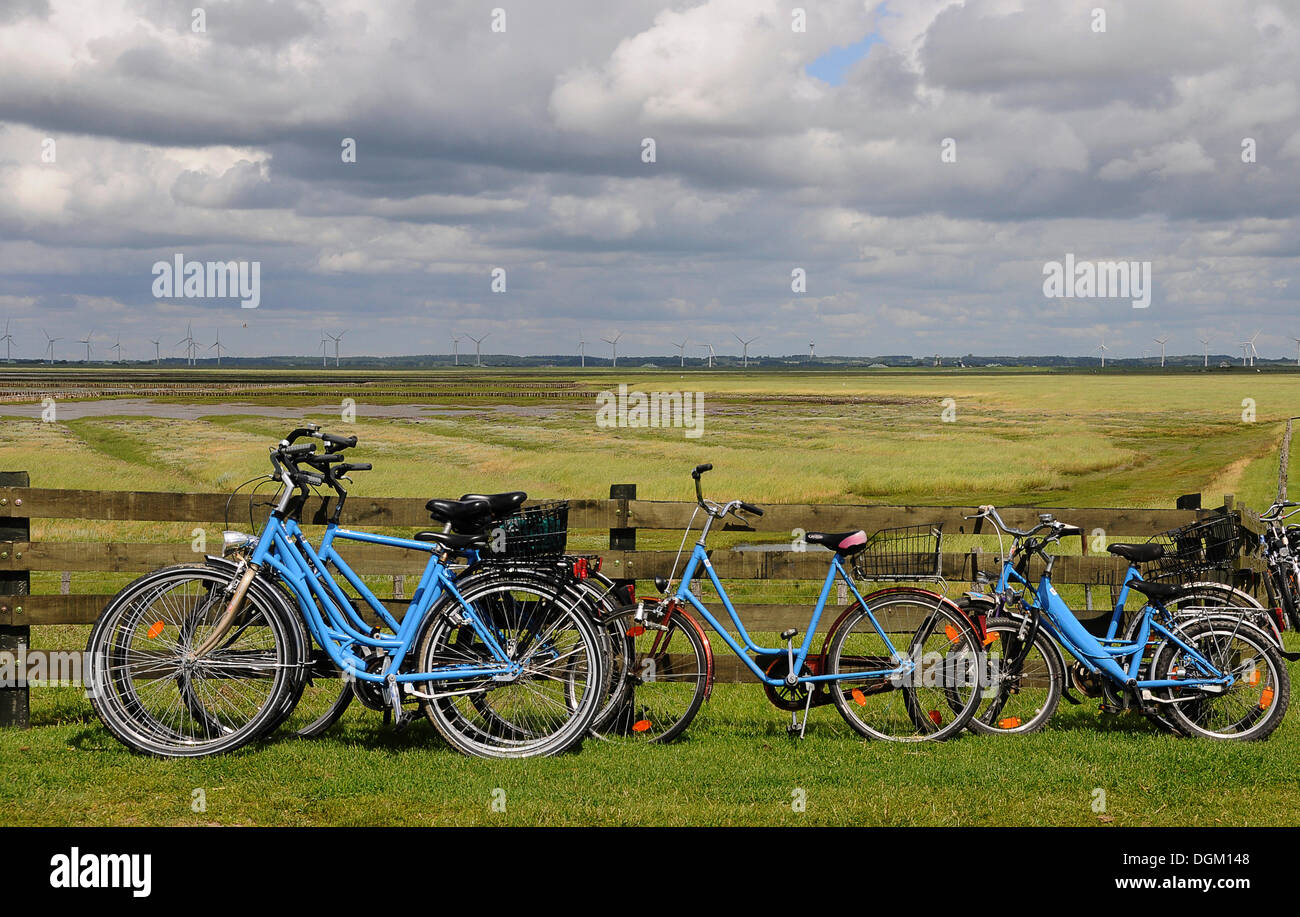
609 484 636 551
0 471 30 729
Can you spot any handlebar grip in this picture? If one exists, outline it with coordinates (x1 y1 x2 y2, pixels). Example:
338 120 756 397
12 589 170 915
340 462 372 472
283 443 316 456
322 433 357 449
305 452 345 464
739 502 764 517
293 471 324 486
692 463 713 479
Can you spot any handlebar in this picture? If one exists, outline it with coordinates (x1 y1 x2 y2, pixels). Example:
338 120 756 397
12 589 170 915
690 463 762 521
966 504 1084 550
1261 501 1300 522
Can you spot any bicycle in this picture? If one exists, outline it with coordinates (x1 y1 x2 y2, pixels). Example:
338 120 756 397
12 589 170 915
590 464 985 742
283 495 629 739
962 505 1289 740
1259 500 1300 631
86 426 608 758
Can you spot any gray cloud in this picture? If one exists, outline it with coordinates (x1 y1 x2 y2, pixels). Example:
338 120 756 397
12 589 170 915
0 0 1298 361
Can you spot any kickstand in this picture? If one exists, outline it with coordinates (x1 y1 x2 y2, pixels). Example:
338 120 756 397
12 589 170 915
788 685 814 739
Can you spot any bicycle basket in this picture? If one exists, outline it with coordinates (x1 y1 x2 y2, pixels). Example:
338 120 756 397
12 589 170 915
1144 514 1243 582
485 500 569 559
852 523 943 580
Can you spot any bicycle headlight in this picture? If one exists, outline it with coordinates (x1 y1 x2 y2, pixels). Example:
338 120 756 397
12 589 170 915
222 530 257 556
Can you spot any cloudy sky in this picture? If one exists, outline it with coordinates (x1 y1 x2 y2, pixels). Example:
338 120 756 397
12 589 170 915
1 0 1298 360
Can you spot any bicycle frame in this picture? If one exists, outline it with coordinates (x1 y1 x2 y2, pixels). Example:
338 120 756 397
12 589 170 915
671 542 911 686
249 512 520 685
993 554 1231 691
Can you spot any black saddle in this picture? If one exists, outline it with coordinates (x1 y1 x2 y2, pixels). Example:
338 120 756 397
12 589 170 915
1125 578 1182 602
805 530 868 555
414 530 490 551
1106 543 1165 564
425 498 492 531
459 492 527 518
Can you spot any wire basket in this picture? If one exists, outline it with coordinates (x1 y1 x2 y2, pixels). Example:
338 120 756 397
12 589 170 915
486 500 569 559
1144 514 1244 582
852 523 943 581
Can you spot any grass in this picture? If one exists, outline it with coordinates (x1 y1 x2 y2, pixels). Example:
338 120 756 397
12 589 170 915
1 367 1299 826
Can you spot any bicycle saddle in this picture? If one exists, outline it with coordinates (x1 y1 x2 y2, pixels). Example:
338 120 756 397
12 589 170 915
1125 578 1182 601
414 530 490 550
805 530 868 555
425 498 493 530
458 491 527 518
1106 543 1165 563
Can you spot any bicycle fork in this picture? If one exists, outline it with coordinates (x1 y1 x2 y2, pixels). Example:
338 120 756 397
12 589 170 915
191 561 259 659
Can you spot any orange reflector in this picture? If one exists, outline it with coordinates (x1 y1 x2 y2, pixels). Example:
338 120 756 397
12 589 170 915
1261 687 1274 709
626 626 645 637
928 710 942 725
944 624 960 642
998 717 1022 729
983 632 1000 646
851 688 867 706
146 621 165 639
632 719 652 732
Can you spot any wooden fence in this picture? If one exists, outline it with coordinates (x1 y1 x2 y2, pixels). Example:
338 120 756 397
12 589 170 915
0 477 1264 726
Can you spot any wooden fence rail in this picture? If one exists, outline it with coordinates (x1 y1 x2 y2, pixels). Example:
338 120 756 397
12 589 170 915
0 475 1262 724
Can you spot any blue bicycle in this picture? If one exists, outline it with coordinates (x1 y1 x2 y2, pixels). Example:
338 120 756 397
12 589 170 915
590 464 985 742
961 505 1290 740
86 426 608 758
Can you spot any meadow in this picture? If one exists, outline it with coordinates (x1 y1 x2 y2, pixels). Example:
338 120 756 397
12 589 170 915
1 366 1299 826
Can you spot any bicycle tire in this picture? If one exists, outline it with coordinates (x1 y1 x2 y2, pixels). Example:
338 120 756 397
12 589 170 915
966 615 1064 735
589 603 710 743
827 591 982 742
86 564 300 757
1150 618 1290 741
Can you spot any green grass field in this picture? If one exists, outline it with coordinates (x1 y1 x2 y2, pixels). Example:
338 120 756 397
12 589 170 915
2 367 1299 826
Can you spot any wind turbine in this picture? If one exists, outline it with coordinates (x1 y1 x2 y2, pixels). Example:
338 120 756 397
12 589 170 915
673 339 688 367
468 333 489 367
176 323 196 366
700 343 715 368
320 334 329 368
79 329 94 363
809 341 815 359
326 330 344 367
601 332 621 368
209 330 225 366
451 336 462 366
1153 336 1168 368
149 339 161 365
0 320 14 361
1291 336 1300 368
734 334 756 369
110 334 122 363
1241 331 1260 367
1198 336 1209 368
41 328 60 364
578 335 586 369
1096 337 1108 369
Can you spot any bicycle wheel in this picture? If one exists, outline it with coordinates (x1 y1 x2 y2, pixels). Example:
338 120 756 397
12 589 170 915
966 616 1063 735
415 576 607 758
827 591 982 741
1150 619 1290 741
590 603 709 743
86 565 299 757
276 650 354 738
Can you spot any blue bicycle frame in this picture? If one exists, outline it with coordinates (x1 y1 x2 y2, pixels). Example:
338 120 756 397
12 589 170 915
672 542 913 686
993 554 1232 691
249 512 521 685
